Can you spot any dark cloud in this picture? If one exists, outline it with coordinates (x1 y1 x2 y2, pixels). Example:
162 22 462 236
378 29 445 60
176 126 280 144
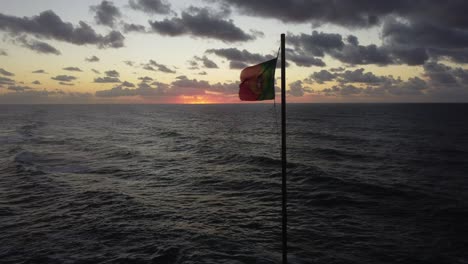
121 81 135 87
287 49 325 67
171 75 210 89
0 49 7 56
198 71 207 75
124 60 135 66
105 70 120 78
96 81 169 97
0 89 92 104
138 76 153 82
129 0 171 14
0 10 125 48
51 75 77 82
142 60 176 73
8 85 33 92
149 7 255 42
207 48 274 69
338 68 390 84
0 68 14 76
123 23 146 33
92 69 101 74
63 67 83 72
32 80 41 85
16 36 61 55
0 77 15 86
191 56 218 69
309 69 336 84
94 77 121 83
85 55 100 62
423 62 463 86
289 31 344 57
91 1 121 27
59 82 75 86
288 80 312 97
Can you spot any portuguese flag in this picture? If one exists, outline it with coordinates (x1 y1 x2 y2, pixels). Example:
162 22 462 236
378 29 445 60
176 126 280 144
239 58 278 101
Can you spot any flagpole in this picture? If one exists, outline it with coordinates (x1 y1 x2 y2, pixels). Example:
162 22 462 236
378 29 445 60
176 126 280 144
280 33 287 264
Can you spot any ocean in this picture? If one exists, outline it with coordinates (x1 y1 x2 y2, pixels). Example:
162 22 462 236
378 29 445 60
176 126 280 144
0 104 467 264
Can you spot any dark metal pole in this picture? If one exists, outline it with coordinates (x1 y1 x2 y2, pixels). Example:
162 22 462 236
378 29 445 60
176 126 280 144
281 33 287 264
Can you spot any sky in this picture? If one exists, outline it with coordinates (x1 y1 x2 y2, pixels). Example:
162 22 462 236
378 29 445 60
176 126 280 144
1 0 468 104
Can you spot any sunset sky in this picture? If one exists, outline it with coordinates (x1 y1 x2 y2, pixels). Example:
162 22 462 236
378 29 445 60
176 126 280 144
1 0 468 103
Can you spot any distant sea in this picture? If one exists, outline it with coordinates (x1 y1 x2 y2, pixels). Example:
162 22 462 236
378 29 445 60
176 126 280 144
0 104 467 264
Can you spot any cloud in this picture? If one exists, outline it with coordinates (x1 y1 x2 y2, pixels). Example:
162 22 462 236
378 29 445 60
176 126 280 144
121 81 135 87
0 77 15 86
0 49 7 56
91 1 121 27
124 60 135 66
289 31 344 57
138 76 153 82
0 89 92 104
16 36 61 55
0 10 125 48
123 23 146 33
51 75 77 82
149 7 255 42
94 77 121 83
59 82 75 86
129 0 171 14
63 67 83 72
105 70 120 77
85 55 100 62
142 60 176 73
287 49 326 67
7 85 33 92
207 48 275 69
92 69 101 74
32 69 47 74
32 80 41 85
0 68 14 76
309 69 336 84
190 56 218 69
171 75 210 89
288 80 312 97
96 75 240 98
338 68 390 84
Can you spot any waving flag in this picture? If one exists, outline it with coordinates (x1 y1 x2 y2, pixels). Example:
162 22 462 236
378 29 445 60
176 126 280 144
239 58 277 101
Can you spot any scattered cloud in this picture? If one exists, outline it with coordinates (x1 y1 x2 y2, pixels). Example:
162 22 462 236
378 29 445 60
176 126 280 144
90 1 121 27
59 82 75 86
0 77 15 86
121 81 135 87
32 69 47 74
123 23 146 33
63 67 83 72
0 68 14 77
85 55 100 62
207 48 274 69
94 76 121 83
0 49 7 56
138 76 153 82
32 80 41 85
142 60 176 73
92 69 101 74
149 7 255 42
0 89 93 104
51 75 77 82
7 85 33 92
129 0 171 14
105 70 120 77
15 36 61 55
0 10 125 48
189 56 218 69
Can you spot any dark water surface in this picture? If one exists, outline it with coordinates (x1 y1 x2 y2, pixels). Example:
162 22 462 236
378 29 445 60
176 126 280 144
0 104 467 264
